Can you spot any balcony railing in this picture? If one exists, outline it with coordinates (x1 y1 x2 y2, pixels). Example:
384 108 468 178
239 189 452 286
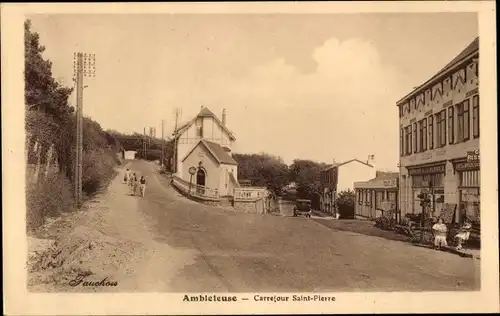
172 175 219 199
233 187 267 201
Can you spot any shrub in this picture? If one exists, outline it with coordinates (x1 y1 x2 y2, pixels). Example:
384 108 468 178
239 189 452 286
137 149 162 161
336 189 355 219
26 173 74 232
81 149 117 196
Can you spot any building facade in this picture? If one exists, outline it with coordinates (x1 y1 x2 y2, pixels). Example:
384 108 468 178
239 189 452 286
319 158 376 214
354 171 399 221
397 37 480 224
173 107 240 197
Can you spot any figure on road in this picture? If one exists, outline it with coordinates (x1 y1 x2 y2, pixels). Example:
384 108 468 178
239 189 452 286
139 176 147 197
131 173 138 195
432 217 448 250
124 168 131 183
128 170 134 187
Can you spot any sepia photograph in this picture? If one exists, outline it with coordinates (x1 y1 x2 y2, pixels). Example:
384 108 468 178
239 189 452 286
2 1 498 315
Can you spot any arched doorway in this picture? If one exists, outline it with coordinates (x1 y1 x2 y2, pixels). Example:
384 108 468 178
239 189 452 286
196 168 206 186
196 168 206 195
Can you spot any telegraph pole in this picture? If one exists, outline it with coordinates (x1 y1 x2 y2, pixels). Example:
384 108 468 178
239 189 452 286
143 127 147 158
73 52 96 207
161 120 165 168
173 108 182 174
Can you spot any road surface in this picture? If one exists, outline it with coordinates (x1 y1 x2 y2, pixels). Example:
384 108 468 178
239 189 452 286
120 160 480 292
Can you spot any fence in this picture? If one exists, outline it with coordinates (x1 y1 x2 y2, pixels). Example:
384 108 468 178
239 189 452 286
172 175 220 199
26 132 60 184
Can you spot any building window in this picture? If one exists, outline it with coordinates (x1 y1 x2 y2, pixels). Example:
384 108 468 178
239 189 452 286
366 190 371 206
436 110 446 148
400 128 404 156
375 191 384 209
405 125 412 155
422 118 427 151
418 120 428 152
457 99 470 142
472 95 479 138
448 106 454 144
388 191 397 202
412 122 417 153
412 173 444 188
460 170 480 187
358 190 362 204
428 115 434 149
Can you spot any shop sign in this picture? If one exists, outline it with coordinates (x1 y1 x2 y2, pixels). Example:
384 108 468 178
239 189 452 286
408 164 445 176
466 87 478 97
443 100 453 107
383 179 397 187
455 161 480 172
466 150 480 162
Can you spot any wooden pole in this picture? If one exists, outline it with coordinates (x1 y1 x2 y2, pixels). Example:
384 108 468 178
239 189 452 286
74 52 84 207
161 120 164 168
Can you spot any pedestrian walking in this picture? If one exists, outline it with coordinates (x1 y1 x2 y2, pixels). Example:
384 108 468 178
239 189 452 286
131 173 138 195
432 217 448 250
123 168 130 183
128 171 134 187
139 176 147 197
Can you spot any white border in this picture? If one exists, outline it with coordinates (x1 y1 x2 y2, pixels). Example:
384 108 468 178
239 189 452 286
2 2 498 315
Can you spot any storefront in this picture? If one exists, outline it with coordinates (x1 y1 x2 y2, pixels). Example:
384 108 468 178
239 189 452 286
354 174 399 220
407 163 446 218
453 154 480 223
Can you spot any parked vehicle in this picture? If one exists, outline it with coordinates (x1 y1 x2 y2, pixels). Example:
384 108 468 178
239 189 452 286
293 199 312 217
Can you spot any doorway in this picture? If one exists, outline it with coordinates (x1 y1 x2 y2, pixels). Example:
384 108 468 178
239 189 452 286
196 168 206 195
196 169 206 186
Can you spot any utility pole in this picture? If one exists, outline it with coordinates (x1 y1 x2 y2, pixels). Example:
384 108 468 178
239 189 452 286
173 108 182 174
161 120 165 168
72 52 96 207
143 127 147 158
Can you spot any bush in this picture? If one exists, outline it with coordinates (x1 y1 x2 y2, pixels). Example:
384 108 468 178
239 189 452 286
137 149 162 161
81 149 117 196
26 173 74 232
336 189 355 219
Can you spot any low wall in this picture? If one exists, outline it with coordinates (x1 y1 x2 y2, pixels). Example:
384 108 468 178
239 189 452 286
171 180 220 206
234 199 266 215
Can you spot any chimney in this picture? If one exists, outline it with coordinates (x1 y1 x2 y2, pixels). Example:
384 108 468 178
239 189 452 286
200 105 204 111
222 109 226 126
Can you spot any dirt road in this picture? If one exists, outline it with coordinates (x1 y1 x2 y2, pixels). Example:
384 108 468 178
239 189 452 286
28 160 480 292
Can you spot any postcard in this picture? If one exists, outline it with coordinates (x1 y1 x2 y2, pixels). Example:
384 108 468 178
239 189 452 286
2 1 498 315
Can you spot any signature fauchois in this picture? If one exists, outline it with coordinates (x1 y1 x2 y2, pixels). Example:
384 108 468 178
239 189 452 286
69 274 118 287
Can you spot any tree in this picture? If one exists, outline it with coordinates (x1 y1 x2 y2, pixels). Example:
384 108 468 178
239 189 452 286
288 159 327 199
24 20 74 122
336 189 356 219
232 153 289 196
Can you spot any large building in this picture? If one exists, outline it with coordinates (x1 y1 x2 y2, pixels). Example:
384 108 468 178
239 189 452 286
354 171 399 221
319 157 376 214
173 106 239 197
397 37 480 224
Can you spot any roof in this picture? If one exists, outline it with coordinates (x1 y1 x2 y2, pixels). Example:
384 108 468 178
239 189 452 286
322 158 374 171
203 140 238 165
354 171 399 189
174 107 236 141
397 37 479 105
374 171 399 179
182 139 238 165
198 107 217 117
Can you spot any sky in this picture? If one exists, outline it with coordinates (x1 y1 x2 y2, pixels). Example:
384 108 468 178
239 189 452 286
29 13 478 171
